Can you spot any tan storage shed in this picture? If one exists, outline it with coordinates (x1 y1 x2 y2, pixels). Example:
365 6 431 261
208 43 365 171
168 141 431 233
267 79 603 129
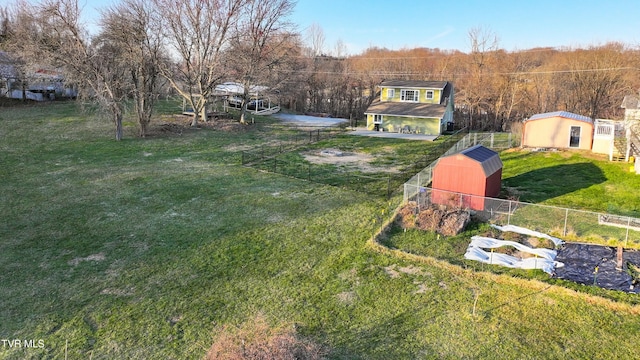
522 111 593 150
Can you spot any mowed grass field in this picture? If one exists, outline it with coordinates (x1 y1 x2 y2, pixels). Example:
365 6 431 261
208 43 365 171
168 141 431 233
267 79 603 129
1 101 640 359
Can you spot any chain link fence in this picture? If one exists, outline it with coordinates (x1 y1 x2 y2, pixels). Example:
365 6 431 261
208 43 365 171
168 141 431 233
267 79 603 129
404 132 519 202
241 128 471 198
405 187 640 247
241 128 346 165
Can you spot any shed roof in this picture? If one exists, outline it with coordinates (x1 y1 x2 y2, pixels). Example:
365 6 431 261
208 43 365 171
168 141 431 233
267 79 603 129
453 145 502 176
525 111 592 124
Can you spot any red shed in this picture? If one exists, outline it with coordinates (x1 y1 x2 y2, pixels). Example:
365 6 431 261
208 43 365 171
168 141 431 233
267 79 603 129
431 145 502 210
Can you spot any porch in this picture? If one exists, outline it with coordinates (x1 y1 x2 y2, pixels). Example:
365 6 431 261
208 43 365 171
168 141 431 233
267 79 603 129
593 119 640 162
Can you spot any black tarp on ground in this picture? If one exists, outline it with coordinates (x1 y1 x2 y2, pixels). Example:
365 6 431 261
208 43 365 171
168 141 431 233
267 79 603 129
553 243 640 293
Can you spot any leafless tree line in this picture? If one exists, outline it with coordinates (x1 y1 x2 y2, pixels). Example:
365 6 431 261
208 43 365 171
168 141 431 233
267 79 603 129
1 0 298 139
1 3 638 139
293 27 638 131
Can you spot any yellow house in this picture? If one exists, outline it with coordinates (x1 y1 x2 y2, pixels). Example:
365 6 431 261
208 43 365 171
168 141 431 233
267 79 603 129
364 80 454 136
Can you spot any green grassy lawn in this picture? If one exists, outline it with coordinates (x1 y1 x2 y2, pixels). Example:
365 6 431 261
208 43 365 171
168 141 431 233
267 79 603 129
501 149 640 216
1 102 640 359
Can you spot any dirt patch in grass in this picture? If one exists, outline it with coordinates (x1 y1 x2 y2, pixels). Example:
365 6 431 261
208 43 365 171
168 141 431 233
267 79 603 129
100 287 135 296
413 281 429 294
383 265 401 278
337 291 357 304
68 252 106 266
302 149 399 173
398 265 426 276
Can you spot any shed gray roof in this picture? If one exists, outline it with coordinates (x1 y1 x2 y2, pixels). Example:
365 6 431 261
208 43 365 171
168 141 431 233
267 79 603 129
458 144 502 176
525 111 592 124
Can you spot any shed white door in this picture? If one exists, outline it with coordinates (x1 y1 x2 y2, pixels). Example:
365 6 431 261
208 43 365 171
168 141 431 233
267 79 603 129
569 126 581 148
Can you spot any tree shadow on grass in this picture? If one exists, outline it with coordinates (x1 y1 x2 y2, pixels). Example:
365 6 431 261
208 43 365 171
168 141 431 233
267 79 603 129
502 162 606 203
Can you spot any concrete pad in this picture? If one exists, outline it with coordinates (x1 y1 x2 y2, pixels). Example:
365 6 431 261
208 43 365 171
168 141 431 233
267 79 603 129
273 113 348 127
348 130 438 141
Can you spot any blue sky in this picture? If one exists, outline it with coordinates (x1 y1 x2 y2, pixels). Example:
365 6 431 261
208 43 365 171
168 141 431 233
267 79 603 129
80 0 639 55
290 0 640 54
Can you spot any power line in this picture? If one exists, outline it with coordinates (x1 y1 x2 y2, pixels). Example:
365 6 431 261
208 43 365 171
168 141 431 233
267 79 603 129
273 67 639 78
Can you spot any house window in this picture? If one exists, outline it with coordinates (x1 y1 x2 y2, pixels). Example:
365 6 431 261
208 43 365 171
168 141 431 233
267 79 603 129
387 89 395 100
426 90 434 100
400 89 418 102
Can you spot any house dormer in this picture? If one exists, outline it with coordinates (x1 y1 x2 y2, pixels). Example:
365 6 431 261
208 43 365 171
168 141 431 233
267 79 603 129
379 80 449 105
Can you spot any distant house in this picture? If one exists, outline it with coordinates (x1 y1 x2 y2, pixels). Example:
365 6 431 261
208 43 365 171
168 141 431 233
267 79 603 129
0 51 18 97
622 95 640 122
364 80 454 136
0 50 76 101
521 111 594 150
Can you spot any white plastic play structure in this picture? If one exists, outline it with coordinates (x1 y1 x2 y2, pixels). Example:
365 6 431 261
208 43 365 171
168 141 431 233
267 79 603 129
464 225 565 274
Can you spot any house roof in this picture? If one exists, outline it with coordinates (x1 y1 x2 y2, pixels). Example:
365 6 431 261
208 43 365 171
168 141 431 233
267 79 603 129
212 82 269 96
458 144 502 176
525 111 592 124
621 95 640 109
364 97 447 119
379 80 448 90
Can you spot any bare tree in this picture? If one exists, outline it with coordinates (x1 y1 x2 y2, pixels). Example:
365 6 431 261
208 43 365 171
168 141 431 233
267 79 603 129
333 38 347 58
99 0 164 137
0 5 10 46
564 44 628 120
458 26 499 130
306 22 325 57
1 1 37 101
20 0 130 140
152 0 244 127
226 0 295 124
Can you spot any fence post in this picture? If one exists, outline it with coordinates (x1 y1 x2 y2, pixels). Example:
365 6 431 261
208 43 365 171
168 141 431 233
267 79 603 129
626 216 631 246
491 133 494 148
308 163 311 181
508 200 512 225
563 208 569 236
